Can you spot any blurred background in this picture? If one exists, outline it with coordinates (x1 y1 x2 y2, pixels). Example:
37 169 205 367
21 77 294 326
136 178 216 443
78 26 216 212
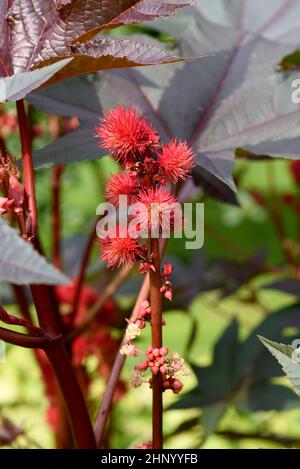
2 0 300 449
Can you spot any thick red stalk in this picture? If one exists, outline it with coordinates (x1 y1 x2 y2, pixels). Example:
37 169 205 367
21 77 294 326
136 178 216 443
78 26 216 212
16 100 37 238
52 165 64 269
149 237 163 449
12 286 72 448
31 285 96 448
94 240 167 446
94 168 195 445
16 100 96 449
0 326 47 348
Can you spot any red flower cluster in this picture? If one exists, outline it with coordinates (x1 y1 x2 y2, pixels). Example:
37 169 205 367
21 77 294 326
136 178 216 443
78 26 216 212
97 106 190 398
142 346 169 375
96 106 194 270
134 347 185 395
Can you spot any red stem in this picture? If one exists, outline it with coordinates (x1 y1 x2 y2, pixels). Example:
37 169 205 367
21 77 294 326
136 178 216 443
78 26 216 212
16 100 37 238
12 285 32 322
16 100 96 449
52 165 64 269
12 286 72 448
94 240 167 446
0 326 48 348
94 275 150 445
31 285 96 448
149 237 163 449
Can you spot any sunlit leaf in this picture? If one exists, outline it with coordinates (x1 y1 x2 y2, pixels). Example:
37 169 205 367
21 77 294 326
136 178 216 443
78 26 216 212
0 217 69 285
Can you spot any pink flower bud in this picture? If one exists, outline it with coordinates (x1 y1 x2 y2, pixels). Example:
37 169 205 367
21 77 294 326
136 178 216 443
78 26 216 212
0 197 13 214
135 319 145 329
172 379 183 394
151 366 159 375
164 289 173 301
152 348 160 357
135 360 149 372
160 347 169 356
163 263 173 277
160 364 167 374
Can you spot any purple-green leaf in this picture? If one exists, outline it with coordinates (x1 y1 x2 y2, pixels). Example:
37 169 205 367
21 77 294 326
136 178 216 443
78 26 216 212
30 2 300 204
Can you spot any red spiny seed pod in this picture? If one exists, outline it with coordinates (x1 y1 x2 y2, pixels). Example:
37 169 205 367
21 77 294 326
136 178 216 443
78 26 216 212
99 232 146 269
157 139 195 183
104 171 139 205
96 105 159 167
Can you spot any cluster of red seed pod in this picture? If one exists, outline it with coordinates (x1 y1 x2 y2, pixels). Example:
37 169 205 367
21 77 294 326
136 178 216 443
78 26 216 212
96 106 192 401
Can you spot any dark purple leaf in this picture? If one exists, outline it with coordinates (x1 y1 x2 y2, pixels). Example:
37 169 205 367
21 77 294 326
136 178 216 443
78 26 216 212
197 0 300 43
30 2 300 204
38 38 183 87
0 0 12 77
215 250 267 298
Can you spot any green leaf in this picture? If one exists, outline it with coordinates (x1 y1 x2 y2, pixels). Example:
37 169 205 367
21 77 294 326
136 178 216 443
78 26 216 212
171 320 240 409
279 50 300 71
258 336 300 396
200 402 226 437
235 304 300 382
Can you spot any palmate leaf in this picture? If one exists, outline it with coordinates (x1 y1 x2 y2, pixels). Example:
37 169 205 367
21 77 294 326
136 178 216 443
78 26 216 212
258 336 300 396
0 58 72 102
0 0 194 100
0 1 12 77
0 216 69 285
30 2 300 203
196 0 300 44
170 306 300 436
